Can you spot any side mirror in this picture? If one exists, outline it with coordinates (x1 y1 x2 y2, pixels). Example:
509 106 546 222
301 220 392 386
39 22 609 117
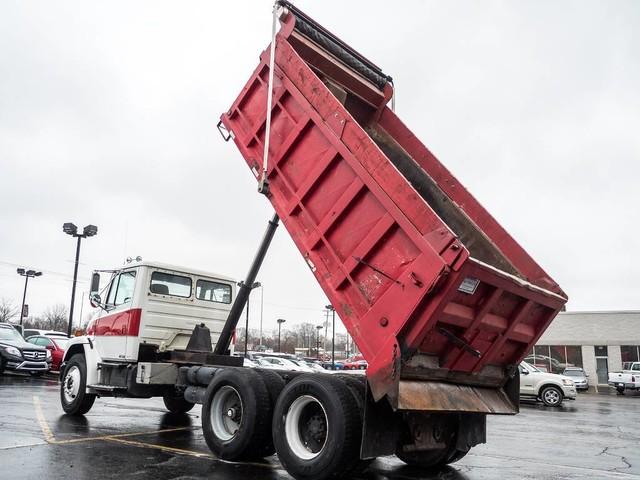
521 369 529 375
90 272 101 294
90 293 102 309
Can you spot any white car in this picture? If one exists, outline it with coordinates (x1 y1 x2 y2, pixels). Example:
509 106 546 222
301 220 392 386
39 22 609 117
519 361 577 407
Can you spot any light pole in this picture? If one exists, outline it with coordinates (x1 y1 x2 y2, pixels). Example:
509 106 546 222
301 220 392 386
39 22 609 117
241 281 261 357
277 318 286 352
63 223 98 337
316 325 323 359
326 304 336 369
17 268 42 326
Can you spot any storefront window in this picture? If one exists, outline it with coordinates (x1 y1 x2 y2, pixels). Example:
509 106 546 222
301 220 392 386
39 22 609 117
621 345 640 363
565 346 583 368
528 344 583 372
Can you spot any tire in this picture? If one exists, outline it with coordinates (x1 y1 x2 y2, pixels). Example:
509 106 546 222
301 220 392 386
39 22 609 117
273 374 362 480
201 367 272 461
163 389 195 414
540 386 564 407
616 387 625 395
60 354 96 415
395 413 459 469
254 369 286 457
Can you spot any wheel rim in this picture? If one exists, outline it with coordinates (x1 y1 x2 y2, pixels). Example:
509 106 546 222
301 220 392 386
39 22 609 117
285 395 328 460
210 386 243 442
63 366 81 403
543 389 560 405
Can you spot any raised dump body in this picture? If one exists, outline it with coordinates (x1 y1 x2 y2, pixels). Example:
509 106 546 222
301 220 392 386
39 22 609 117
220 2 567 409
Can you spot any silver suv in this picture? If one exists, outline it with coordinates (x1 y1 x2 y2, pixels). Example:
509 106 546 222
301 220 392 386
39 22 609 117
519 361 577 407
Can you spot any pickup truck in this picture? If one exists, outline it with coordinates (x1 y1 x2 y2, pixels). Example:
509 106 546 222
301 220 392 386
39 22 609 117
608 362 640 394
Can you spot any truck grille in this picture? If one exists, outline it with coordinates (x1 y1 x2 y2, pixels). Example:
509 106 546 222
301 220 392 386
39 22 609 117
22 350 46 361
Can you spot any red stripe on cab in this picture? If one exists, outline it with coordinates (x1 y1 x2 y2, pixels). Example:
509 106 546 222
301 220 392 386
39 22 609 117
88 308 142 336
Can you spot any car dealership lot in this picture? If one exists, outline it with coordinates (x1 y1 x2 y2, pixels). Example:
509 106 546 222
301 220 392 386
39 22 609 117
1 373 639 480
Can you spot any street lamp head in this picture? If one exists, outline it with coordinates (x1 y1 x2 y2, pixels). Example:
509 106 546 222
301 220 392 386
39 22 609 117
277 318 286 324
26 269 36 276
251 281 262 289
316 325 323 330
83 224 98 237
17 268 25 275
325 304 334 311
63 222 78 236
34 271 42 277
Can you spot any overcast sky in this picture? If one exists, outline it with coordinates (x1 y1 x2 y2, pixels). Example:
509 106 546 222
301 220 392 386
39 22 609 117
0 1 638 334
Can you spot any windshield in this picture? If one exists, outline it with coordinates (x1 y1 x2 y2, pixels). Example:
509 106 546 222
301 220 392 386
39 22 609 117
0 328 23 342
563 370 582 376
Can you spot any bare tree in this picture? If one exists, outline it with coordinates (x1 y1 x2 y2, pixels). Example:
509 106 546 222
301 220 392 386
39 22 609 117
0 298 18 323
42 304 69 332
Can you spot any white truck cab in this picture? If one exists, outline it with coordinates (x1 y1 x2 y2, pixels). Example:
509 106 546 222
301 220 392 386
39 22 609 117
60 261 238 414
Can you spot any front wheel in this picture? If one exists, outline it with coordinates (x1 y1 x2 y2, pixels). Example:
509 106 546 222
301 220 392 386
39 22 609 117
616 386 625 395
60 355 96 415
540 386 564 407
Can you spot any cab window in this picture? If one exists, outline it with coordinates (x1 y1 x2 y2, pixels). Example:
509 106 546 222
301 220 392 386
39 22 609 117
150 272 192 298
196 279 232 304
106 271 137 308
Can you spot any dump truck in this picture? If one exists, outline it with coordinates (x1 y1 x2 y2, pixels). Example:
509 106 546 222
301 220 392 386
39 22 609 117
59 3 567 479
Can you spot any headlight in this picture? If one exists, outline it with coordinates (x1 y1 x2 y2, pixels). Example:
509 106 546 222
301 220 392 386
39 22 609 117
562 379 574 386
4 346 21 357
46 350 52 359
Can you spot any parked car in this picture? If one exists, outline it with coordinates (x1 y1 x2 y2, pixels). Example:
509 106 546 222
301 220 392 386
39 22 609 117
562 367 589 391
0 323 51 375
23 329 69 339
321 360 344 370
608 362 640 395
343 354 367 370
26 335 70 371
519 361 577 407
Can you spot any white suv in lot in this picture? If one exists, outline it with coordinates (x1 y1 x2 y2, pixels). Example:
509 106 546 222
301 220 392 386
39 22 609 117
519 361 577 407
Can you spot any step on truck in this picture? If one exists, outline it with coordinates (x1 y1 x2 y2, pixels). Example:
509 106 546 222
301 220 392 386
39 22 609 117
60 3 568 479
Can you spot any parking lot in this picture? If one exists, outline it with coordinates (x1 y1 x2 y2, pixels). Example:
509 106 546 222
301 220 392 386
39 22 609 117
1 373 638 480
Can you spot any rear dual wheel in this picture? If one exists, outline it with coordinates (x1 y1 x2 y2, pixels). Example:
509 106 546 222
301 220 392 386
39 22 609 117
273 374 362 480
201 367 283 460
395 413 469 469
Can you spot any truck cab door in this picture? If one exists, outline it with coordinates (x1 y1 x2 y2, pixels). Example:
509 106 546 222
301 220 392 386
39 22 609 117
95 270 138 361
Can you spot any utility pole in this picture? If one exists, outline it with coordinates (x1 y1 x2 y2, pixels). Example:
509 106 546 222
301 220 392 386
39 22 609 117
242 281 261 357
316 325 323 359
326 304 336 369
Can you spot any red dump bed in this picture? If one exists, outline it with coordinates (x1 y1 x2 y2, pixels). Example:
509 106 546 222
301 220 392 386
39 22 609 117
221 3 567 405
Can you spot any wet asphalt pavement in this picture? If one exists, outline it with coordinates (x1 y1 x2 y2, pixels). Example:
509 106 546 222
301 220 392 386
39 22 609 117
1 373 639 480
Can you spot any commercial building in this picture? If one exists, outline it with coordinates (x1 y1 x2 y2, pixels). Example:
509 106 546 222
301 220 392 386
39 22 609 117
530 311 640 389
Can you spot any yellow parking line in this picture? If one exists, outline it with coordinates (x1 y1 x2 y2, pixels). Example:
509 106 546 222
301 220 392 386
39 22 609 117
32 395 194 445
31 396 278 471
105 437 279 470
32 396 55 443
106 437 214 458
